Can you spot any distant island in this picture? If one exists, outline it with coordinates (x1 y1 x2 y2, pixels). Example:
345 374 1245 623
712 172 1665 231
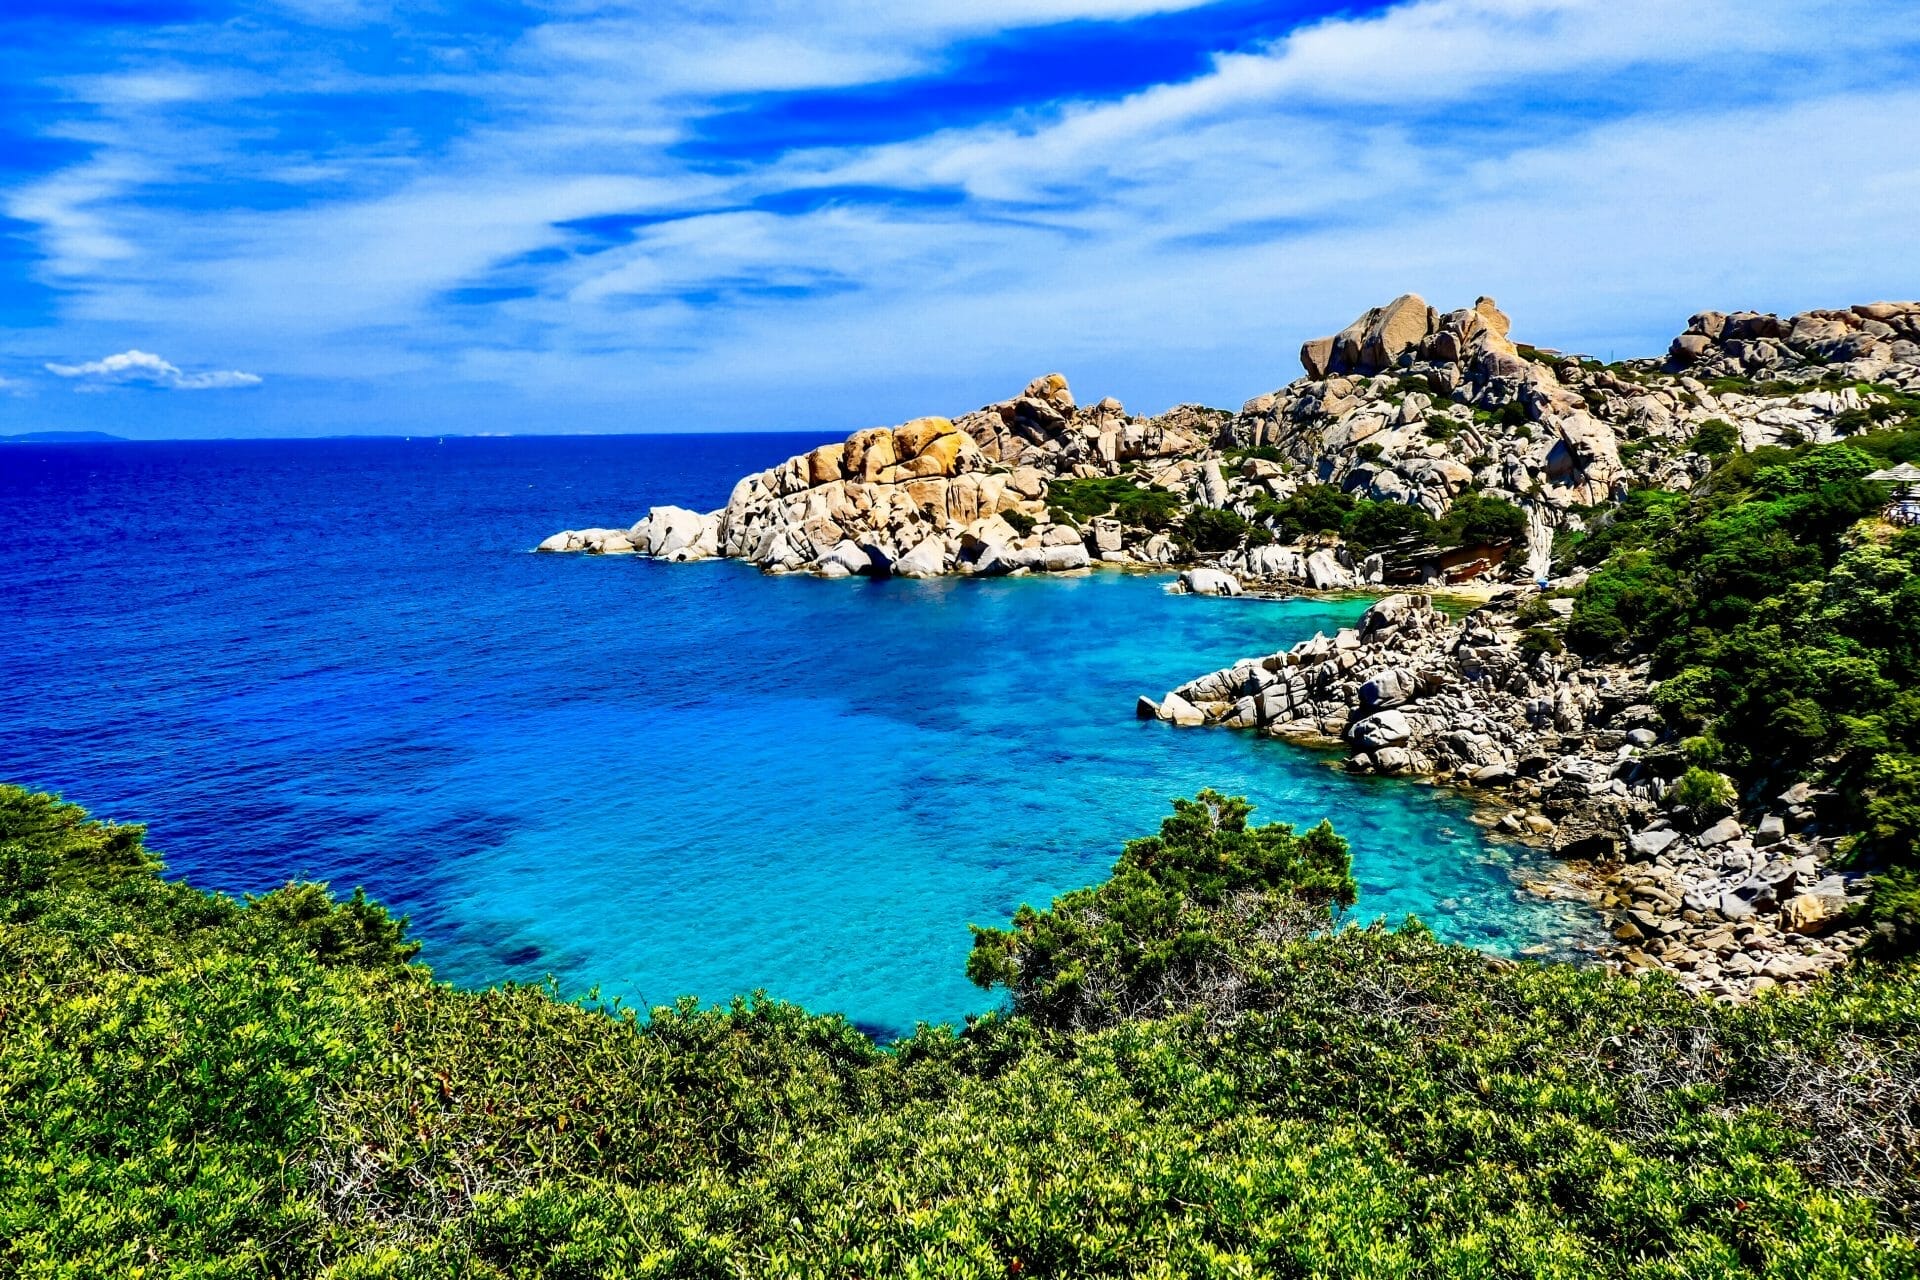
0 430 127 443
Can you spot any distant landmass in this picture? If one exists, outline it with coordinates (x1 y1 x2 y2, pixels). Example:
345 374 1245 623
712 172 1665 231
0 430 126 443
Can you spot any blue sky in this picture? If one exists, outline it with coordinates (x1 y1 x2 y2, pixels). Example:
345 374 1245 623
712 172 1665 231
2 0 1918 438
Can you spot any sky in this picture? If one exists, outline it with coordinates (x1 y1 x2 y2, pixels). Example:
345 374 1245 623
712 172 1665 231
1 0 1918 439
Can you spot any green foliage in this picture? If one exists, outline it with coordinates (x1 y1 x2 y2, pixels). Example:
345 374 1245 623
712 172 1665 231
1518 626 1564 662
1566 431 1920 933
1181 505 1253 552
1668 766 1737 816
1471 401 1531 430
5 785 1920 1275
1692 418 1741 457
1046 474 1181 530
1436 492 1526 547
966 790 1354 1030
1341 498 1436 551
1224 444 1285 465
1253 483 1354 542
1001 508 1037 536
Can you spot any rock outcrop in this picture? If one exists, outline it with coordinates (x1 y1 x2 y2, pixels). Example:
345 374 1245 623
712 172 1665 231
1667 301 1920 385
539 293 1919 589
1146 591 1872 999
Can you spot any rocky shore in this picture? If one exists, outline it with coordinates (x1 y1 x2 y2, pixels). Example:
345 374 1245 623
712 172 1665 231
538 292 1920 598
537 290 1919 998
1141 591 1872 999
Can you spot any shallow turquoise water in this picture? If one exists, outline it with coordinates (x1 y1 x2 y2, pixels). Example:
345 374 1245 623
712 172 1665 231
2 436 1598 1038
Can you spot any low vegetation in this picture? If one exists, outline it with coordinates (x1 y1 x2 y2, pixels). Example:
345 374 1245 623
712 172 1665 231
1044 473 1181 530
5 783 1920 1276
1564 429 1920 944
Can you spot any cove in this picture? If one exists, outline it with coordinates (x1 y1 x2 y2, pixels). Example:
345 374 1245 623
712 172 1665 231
0 436 1600 1038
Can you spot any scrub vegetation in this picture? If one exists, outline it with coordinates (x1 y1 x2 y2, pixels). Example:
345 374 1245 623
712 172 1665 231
1561 429 1920 945
5 783 1920 1277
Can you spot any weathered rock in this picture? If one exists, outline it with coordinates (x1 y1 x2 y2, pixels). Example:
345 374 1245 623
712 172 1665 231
890 536 948 579
1782 890 1849 935
1349 709 1412 750
816 540 875 577
1157 692 1207 727
1180 568 1243 597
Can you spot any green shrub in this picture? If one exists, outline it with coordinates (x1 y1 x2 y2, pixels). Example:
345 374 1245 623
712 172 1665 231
966 791 1353 1030
6 784 1920 1274
1435 493 1526 547
1518 627 1564 662
1262 484 1354 541
1341 499 1435 551
1047 475 1181 530
1181 506 1253 552
1691 418 1740 456
1001 508 1037 536
1668 766 1736 816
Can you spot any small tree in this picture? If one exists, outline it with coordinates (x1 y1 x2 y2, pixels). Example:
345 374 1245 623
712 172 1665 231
1668 766 1736 818
966 791 1354 1031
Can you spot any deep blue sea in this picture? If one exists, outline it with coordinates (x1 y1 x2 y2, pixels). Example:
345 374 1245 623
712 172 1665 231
0 435 1598 1037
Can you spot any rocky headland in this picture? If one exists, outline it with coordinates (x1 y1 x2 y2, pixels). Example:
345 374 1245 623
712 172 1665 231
1140 590 1873 1000
539 293 1920 595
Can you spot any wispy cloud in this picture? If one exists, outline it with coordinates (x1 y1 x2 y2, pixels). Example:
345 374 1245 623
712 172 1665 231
46 349 262 390
0 0 1916 436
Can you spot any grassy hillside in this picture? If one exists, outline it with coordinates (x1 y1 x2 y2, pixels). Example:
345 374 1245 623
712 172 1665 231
3 783 1918 1277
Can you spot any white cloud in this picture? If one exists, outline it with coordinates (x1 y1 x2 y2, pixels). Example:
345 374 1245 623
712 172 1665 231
46 350 263 390
5 0 1919 434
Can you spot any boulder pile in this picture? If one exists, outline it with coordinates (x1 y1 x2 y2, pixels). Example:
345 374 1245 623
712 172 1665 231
1668 302 1920 386
1142 591 1871 998
539 293 1919 588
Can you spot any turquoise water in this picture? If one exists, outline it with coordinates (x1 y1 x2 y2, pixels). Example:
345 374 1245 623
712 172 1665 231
1 437 1597 1038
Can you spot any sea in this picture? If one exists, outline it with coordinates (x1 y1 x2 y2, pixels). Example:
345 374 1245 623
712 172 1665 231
0 434 1600 1038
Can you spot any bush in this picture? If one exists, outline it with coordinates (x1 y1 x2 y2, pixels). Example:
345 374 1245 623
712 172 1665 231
1001 509 1037 536
1692 418 1740 457
966 790 1353 1031
1181 506 1253 552
1341 499 1435 551
1518 627 1563 662
7 785 1920 1273
1435 493 1526 547
1047 475 1181 530
1262 484 1353 541
1668 766 1736 816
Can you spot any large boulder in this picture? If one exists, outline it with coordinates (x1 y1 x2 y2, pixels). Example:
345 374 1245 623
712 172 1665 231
631 506 715 559
1782 887 1850 935
1362 294 1437 371
1303 549 1354 589
1180 568 1243 597
816 540 875 577
1157 692 1207 727
890 535 948 579
1349 709 1412 750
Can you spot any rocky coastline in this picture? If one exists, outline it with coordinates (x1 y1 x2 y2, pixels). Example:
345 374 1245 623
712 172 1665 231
1141 590 1872 1000
538 292 1920 598
538 290 1920 999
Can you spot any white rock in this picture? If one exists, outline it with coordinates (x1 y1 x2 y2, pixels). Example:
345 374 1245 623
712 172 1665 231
891 536 948 579
816 540 875 577
1349 709 1412 750
1157 692 1207 727
1181 568 1243 597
